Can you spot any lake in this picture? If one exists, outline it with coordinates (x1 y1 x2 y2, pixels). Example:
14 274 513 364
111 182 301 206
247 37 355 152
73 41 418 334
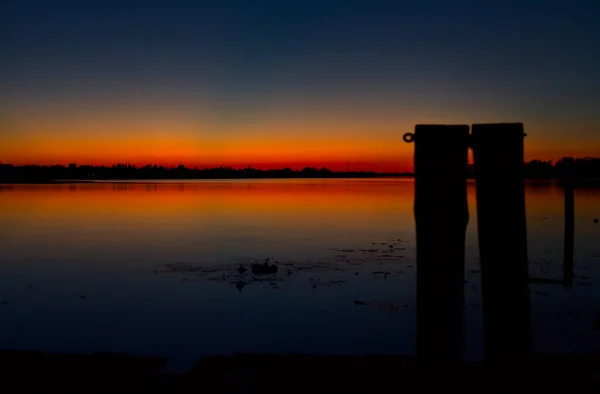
0 178 599 372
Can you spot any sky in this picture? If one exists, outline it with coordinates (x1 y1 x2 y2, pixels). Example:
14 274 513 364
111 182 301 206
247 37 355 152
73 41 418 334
2 0 599 171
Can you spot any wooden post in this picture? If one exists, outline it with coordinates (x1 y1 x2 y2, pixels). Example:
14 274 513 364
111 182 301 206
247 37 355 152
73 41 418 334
407 124 470 367
471 123 531 366
563 158 575 288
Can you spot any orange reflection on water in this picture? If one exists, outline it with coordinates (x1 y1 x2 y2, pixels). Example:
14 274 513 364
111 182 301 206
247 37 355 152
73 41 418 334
2 179 598 274
0 179 420 257
0 179 415 219
1 179 596 228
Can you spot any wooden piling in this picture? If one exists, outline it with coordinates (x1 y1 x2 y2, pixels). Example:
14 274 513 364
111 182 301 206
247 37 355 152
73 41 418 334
563 158 575 288
471 123 531 366
409 124 470 367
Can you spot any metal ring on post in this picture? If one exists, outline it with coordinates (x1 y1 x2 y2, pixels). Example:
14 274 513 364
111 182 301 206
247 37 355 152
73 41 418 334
403 133 415 143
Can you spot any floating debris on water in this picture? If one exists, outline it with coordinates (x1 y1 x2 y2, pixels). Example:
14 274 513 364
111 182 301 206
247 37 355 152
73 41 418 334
235 281 246 293
157 263 204 274
152 239 418 292
251 262 278 275
372 271 391 279
530 216 548 222
352 300 403 313
311 278 346 289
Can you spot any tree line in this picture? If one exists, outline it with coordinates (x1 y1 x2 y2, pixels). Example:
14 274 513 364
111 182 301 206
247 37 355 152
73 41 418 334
0 163 406 182
1 157 599 182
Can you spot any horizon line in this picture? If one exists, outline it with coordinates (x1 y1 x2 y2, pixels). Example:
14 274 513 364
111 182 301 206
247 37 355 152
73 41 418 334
0 162 411 174
1 155 595 171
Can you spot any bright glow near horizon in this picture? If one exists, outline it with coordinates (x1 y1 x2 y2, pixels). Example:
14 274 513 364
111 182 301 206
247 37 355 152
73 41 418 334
2 1 599 171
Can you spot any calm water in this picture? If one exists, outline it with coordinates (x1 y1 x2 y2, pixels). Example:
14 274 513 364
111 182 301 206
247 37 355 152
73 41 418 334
1 179 599 371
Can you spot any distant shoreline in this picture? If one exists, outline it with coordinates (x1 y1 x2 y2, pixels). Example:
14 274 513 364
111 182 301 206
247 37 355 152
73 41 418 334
2 157 600 185
2 174 413 184
2 177 600 187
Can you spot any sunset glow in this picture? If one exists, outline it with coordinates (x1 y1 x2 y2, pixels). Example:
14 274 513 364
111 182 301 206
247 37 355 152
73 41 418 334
2 1 599 171
3 107 597 172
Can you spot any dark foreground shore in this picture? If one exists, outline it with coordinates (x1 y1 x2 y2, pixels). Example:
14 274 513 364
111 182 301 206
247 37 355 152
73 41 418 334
2 350 599 393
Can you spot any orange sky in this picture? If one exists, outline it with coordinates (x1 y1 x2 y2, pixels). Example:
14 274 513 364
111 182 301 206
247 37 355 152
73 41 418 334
2 103 598 172
3 1 600 173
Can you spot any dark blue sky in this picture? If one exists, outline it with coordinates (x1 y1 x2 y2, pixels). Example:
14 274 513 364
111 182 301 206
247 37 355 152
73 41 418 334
2 0 600 165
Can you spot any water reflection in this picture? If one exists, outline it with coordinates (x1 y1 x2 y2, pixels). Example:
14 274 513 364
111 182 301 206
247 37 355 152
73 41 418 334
0 179 598 372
